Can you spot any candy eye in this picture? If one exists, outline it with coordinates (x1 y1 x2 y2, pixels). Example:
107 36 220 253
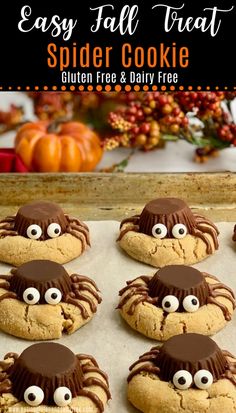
44 288 62 305
162 295 179 313
183 295 200 313
47 223 61 238
194 370 213 389
23 288 40 305
53 387 72 407
152 223 168 239
173 370 193 390
172 224 187 239
26 224 42 240
24 385 44 406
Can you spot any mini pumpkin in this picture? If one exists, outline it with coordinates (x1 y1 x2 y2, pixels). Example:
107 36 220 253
15 121 103 172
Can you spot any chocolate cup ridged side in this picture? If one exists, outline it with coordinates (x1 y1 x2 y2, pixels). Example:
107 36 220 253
14 202 69 240
139 198 196 237
10 260 72 303
10 343 84 405
156 334 228 382
148 266 209 308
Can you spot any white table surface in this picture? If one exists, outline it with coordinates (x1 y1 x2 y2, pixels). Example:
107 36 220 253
1 92 236 173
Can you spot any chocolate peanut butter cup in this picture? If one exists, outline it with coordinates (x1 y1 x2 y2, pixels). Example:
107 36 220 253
10 343 83 405
157 333 227 383
14 201 69 240
10 260 72 303
139 198 195 237
149 265 209 310
0 344 110 410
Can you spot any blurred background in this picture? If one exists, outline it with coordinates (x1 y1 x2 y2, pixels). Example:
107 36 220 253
0 91 236 173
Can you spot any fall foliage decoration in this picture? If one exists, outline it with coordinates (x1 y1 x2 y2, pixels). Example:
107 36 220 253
104 91 236 161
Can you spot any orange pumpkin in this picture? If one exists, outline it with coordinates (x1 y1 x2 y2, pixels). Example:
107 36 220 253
15 121 103 172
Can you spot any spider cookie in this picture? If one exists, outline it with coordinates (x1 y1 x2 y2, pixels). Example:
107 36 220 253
0 200 90 266
117 197 219 267
127 333 236 413
0 259 101 340
0 342 111 412
118 265 235 341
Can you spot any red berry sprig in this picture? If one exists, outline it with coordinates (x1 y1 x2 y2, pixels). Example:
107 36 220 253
174 91 226 120
107 92 189 150
217 124 236 145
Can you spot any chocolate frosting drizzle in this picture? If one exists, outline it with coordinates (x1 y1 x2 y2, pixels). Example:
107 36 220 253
118 198 219 254
128 333 236 388
117 267 235 320
0 260 102 320
0 201 90 251
0 343 110 412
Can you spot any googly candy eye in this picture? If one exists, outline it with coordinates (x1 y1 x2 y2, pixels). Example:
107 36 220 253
183 295 200 313
194 370 213 389
23 288 40 305
47 223 61 238
162 295 179 313
152 223 168 239
173 370 193 390
24 386 44 406
53 387 72 407
44 288 62 305
172 224 187 239
26 224 42 240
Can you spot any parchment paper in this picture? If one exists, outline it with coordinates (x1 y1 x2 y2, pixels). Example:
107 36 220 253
0 221 236 412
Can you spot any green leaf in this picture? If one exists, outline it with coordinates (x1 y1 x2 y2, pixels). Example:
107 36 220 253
162 134 179 142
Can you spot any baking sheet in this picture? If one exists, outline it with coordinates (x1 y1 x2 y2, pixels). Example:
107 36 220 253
0 221 236 412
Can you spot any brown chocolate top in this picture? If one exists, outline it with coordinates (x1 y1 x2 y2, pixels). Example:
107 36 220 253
149 265 209 309
10 260 72 303
17 202 64 221
157 333 227 382
14 201 69 240
10 343 83 405
144 198 187 215
139 198 196 237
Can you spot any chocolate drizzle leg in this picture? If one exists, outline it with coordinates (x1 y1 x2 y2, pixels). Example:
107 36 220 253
128 347 161 382
118 198 219 254
117 276 158 316
203 274 236 321
79 354 111 412
63 274 101 317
